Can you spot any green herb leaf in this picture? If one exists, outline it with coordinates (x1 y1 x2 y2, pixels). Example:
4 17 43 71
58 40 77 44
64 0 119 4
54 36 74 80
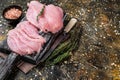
46 41 71 62
49 51 70 66
36 5 45 21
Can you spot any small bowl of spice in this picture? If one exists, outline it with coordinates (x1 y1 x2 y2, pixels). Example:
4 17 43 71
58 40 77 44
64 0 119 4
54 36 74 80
2 5 23 25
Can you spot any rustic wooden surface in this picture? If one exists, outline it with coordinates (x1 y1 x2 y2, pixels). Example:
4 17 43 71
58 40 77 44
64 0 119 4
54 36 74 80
0 0 120 80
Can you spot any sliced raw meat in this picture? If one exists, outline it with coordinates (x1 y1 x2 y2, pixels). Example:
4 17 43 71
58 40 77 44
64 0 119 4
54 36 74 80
7 29 34 55
26 1 63 33
44 4 63 33
26 1 44 27
17 29 45 53
7 21 46 55
15 30 35 55
37 16 49 32
7 30 25 54
16 21 40 39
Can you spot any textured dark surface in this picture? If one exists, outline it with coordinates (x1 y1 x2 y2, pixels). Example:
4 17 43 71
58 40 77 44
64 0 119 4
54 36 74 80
0 0 120 80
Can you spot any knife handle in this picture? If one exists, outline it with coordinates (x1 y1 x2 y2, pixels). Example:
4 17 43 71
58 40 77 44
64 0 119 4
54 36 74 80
64 18 77 33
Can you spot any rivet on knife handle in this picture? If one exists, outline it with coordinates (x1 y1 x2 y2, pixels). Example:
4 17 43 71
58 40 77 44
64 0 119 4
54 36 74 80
64 18 77 33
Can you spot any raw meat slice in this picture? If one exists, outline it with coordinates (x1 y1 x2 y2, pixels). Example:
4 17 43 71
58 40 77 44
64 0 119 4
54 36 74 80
37 16 49 32
7 21 46 55
7 30 25 54
26 1 44 27
15 30 35 55
16 21 40 39
26 1 63 33
7 36 19 53
18 29 45 53
44 4 63 33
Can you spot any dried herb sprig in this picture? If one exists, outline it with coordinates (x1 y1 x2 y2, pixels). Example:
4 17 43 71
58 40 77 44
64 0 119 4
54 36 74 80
46 40 71 63
45 23 82 65
49 50 70 65
36 5 45 21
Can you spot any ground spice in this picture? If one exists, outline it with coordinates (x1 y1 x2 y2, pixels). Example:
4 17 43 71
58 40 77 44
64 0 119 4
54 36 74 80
4 8 22 19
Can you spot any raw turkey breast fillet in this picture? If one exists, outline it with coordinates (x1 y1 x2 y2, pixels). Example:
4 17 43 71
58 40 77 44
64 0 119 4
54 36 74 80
7 21 46 55
26 1 64 33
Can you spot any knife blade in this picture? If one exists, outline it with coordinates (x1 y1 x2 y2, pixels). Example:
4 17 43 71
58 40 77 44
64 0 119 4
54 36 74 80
39 18 77 62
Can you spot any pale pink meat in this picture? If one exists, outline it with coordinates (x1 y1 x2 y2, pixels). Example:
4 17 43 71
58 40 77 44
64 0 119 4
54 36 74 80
56 6 64 17
7 30 27 54
7 21 46 55
37 16 49 32
44 4 63 33
16 21 40 39
17 29 43 54
16 31 34 54
7 36 19 53
15 34 34 55
7 29 34 55
26 1 44 27
18 29 45 53
7 36 20 53
26 1 63 33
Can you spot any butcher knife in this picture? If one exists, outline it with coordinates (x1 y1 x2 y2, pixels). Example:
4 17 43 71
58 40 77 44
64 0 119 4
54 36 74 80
37 18 77 62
